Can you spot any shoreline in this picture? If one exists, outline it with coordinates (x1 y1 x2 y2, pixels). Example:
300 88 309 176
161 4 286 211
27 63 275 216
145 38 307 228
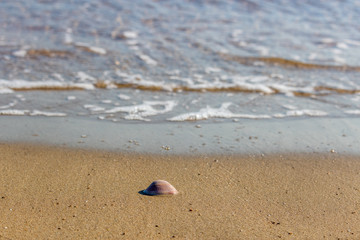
1 116 360 155
0 143 360 239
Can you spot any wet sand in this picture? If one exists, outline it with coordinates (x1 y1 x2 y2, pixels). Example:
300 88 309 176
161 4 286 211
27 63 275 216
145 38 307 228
1 144 360 239
1 116 360 155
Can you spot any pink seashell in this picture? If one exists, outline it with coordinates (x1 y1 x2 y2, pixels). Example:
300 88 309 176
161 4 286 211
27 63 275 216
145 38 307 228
143 180 178 196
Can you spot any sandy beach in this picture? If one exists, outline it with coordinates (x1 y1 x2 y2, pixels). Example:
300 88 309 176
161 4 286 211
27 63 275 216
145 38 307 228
2 1 360 239
0 143 360 239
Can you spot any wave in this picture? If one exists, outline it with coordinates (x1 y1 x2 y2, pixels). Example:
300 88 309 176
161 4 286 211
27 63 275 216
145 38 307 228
13 49 74 58
0 79 94 92
0 109 66 117
167 103 328 121
11 46 106 59
1 78 360 98
219 53 360 71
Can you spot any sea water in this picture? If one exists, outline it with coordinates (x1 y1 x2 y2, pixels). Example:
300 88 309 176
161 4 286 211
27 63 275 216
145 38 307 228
1 0 360 123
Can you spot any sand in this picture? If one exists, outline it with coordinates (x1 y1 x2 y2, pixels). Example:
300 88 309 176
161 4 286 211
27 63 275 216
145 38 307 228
1 144 360 239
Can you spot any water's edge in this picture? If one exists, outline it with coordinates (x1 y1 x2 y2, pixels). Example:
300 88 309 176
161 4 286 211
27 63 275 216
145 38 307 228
1 116 359 155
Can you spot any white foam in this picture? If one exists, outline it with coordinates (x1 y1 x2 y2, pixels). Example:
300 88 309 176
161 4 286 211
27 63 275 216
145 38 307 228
232 76 273 93
272 113 286 118
12 50 27 57
217 48 229 54
74 42 107 55
67 96 76 100
123 31 138 39
248 76 268 83
269 83 313 96
333 56 346 64
30 110 67 117
89 46 106 55
253 61 265 66
84 104 105 112
126 40 138 45
118 94 131 100
273 109 328 118
0 88 14 94
169 76 193 85
74 42 89 47
176 76 275 94
123 114 150 121
308 53 317 60
137 54 158 66
116 73 174 91
332 49 343 55
234 41 269 55
351 95 360 102
64 28 73 44
115 73 281 94
0 109 29 115
205 67 221 73
336 43 348 49
52 73 65 82
168 102 271 121
253 45 269 55
237 82 272 93
231 29 243 38
77 71 96 82
129 46 140 51
286 109 328 117
166 69 180 75
0 109 66 117
113 71 334 97
193 74 204 80
0 79 95 90
115 70 130 78
237 41 248 47
344 39 360 46
0 100 17 109
282 104 297 110
320 38 335 44
16 94 26 101
345 110 360 115
105 100 177 121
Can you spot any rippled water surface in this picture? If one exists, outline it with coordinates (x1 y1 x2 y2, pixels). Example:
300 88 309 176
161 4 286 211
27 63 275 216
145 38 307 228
1 0 360 122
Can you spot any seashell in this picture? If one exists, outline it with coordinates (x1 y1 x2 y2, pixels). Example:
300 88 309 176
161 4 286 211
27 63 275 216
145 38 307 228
142 180 178 196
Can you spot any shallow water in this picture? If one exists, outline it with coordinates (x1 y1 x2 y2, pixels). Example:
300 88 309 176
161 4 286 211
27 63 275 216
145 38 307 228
1 0 360 123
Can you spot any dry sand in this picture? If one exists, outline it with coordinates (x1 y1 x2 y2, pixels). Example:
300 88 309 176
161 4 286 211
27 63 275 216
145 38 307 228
1 144 360 239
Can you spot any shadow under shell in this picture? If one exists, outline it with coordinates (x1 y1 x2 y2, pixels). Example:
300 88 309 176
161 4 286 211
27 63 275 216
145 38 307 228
140 180 178 196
